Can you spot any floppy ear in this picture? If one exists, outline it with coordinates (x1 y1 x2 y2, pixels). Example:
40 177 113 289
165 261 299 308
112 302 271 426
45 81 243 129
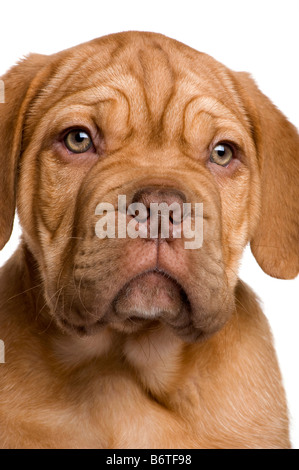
233 72 299 279
0 54 49 250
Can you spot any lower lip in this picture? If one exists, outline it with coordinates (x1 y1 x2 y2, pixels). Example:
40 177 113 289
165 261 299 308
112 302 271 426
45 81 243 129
113 270 188 319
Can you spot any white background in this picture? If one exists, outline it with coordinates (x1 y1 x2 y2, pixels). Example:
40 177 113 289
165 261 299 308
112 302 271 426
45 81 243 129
0 0 298 449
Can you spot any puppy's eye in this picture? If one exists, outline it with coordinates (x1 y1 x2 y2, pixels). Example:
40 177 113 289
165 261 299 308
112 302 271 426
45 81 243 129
64 129 93 154
210 144 233 166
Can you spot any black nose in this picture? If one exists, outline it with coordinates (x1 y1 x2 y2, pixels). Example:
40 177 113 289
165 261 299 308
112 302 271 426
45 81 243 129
130 186 187 240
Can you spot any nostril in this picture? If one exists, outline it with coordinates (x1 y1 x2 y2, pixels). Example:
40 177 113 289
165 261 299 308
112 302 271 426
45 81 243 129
169 213 182 225
128 204 149 223
136 207 150 223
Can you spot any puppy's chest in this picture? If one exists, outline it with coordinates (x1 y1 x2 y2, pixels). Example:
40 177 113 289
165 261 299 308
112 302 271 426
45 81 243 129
54 326 186 398
46 329 194 448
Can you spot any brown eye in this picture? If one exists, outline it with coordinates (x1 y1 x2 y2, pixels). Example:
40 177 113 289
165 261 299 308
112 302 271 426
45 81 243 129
210 144 233 166
64 129 93 154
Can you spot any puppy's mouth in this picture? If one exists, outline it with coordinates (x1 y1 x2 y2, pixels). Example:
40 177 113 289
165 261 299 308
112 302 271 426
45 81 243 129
109 269 198 338
54 268 233 342
113 270 189 322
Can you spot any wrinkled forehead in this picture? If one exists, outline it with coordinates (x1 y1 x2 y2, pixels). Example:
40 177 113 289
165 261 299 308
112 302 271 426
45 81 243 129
26 32 251 146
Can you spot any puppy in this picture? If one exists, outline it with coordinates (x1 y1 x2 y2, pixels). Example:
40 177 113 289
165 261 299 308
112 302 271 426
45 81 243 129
0 31 298 449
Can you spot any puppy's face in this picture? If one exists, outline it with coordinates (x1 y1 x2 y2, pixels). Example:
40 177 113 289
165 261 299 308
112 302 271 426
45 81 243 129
1 32 298 341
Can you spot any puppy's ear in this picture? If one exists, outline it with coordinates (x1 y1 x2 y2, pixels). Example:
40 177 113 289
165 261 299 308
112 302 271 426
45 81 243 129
234 72 299 279
0 53 50 250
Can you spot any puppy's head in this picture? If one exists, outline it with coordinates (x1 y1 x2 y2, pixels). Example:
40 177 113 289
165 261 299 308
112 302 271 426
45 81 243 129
0 32 298 341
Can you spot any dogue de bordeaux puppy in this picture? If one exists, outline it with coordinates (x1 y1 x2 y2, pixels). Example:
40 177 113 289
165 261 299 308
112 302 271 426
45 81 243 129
0 31 298 449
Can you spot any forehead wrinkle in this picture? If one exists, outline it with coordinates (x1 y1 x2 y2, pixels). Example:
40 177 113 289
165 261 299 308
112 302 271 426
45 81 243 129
136 45 176 131
26 78 136 132
186 95 241 122
55 40 151 102
47 41 127 97
168 56 251 133
26 34 252 149
162 70 223 140
26 45 132 130
27 49 106 114
32 59 150 126
165 90 250 146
